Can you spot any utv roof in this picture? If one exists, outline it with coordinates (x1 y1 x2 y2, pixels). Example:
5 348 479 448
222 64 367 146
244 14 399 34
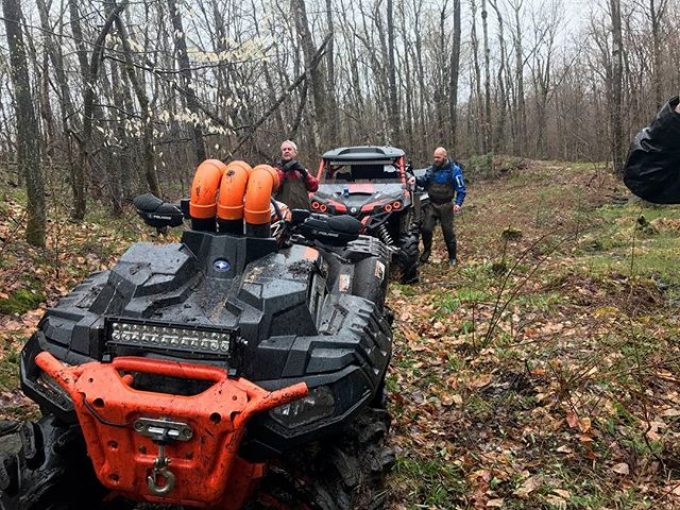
322 146 405 161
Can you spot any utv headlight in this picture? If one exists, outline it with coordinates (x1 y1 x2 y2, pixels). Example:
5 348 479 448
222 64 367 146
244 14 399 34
270 385 335 428
107 319 234 357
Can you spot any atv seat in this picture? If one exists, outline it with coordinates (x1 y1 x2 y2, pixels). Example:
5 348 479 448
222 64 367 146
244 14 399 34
133 193 184 229
326 215 362 237
297 214 362 246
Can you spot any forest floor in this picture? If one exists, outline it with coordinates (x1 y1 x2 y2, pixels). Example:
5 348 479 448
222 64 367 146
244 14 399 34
0 160 679 509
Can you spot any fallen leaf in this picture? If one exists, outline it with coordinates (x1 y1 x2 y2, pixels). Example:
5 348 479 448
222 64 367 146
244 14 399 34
469 374 493 389
442 394 463 407
471 469 492 481
545 494 567 509
566 412 578 429
612 463 629 475
556 445 573 454
486 499 504 508
3 320 23 331
646 429 661 441
514 475 543 498
552 489 571 499
578 417 592 433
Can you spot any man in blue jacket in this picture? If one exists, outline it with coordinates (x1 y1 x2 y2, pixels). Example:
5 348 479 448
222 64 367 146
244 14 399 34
413 147 467 266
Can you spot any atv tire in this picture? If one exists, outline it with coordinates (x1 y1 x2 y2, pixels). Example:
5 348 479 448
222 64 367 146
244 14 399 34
251 407 395 510
0 415 131 510
392 232 419 284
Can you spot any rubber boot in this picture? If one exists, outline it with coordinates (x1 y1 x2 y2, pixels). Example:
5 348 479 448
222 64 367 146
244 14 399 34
445 234 457 265
420 232 432 264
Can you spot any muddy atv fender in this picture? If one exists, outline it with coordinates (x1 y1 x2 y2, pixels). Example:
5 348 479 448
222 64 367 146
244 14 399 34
251 407 395 510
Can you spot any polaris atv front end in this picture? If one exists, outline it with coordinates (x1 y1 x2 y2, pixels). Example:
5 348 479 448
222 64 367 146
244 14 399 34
36 351 307 508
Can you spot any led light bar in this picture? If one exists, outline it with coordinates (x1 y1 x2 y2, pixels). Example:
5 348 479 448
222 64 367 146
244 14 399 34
106 319 235 357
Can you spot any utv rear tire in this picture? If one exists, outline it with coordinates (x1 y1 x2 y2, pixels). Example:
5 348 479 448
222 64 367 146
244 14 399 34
392 233 419 284
0 415 130 510
251 408 395 510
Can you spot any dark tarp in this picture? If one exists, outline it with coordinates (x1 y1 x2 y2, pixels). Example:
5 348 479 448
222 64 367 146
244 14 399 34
623 96 680 204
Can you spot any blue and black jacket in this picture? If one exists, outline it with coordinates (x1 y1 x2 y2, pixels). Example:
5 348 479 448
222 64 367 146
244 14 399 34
416 159 467 206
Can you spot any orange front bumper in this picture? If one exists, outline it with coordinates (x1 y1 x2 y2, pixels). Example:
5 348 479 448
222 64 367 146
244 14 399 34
35 352 308 508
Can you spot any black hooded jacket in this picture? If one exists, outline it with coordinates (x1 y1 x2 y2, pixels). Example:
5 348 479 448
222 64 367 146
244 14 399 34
623 97 680 204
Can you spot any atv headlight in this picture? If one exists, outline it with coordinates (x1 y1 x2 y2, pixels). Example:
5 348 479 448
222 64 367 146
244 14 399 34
270 385 335 428
37 371 74 409
107 320 234 357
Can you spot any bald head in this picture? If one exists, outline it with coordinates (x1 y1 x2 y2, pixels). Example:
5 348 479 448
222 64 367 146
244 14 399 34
433 147 448 166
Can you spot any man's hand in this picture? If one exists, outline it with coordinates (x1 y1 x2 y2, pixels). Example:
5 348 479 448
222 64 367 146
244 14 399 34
453 204 461 214
675 102 680 114
283 160 307 177
407 176 416 189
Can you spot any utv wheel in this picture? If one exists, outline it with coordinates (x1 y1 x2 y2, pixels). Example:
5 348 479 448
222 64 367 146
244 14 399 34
251 408 395 510
392 232 419 284
0 415 131 510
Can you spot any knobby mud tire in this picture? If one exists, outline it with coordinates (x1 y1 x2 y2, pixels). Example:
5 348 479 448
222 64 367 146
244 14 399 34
0 415 131 510
392 232 420 284
250 408 395 510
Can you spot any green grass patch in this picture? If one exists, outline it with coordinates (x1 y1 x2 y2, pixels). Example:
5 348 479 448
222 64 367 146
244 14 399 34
514 291 566 310
0 287 45 315
392 456 467 507
0 348 20 390
574 202 680 287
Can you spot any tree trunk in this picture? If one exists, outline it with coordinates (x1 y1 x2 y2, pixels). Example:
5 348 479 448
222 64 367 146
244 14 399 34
167 0 206 164
511 0 527 154
449 0 462 153
386 0 400 146
325 0 340 146
649 0 668 109
3 0 46 246
412 0 428 150
610 0 624 175
481 0 492 152
37 0 75 138
291 0 325 154
434 2 449 144
489 0 507 152
399 2 415 153
470 0 483 153
109 58 135 207
67 0 89 219
114 8 160 196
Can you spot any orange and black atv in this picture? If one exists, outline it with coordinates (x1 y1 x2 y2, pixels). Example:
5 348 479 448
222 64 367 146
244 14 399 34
311 146 421 284
0 161 394 510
